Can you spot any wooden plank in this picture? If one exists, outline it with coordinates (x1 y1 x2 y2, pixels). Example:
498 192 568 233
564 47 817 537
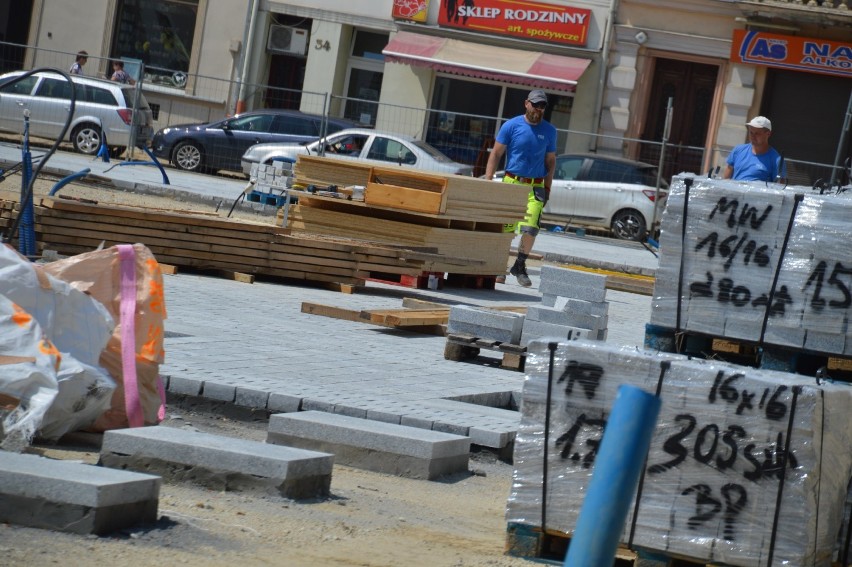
365 181 446 214
359 309 449 327
301 302 363 322
401 298 452 310
39 198 278 233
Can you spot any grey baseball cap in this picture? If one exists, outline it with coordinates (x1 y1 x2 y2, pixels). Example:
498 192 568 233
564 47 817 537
527 90 548 104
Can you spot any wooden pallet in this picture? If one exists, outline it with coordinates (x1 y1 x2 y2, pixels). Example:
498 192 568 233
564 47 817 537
644 323 852 382
444 333 527 371
507 522 851 566
506 523 648 566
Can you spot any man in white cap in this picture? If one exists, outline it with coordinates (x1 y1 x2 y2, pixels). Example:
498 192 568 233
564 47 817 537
485 89 556 287
723 116 786 183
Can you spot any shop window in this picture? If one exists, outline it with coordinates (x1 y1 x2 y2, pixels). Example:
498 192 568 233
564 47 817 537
352 31 388 61
110 0 198 89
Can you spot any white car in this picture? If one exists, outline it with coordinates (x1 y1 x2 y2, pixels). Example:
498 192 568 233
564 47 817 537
241 128 473 176
0 70 154 155
493 153 668 241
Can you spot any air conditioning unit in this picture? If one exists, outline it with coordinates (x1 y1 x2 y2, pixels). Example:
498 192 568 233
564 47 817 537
267 25 308 56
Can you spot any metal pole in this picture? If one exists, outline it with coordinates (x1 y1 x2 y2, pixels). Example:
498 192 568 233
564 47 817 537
830 88 852 188
564 385 661 567
127 61 144 161
652 97 673 232
236 0 260 114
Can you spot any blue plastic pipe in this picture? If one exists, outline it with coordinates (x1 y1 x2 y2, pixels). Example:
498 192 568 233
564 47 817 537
564 384 661 567
49 168 91 196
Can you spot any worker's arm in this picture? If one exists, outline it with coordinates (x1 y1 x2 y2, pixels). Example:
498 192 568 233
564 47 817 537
484 141 506 180
543 151 556 201
722 164 733 179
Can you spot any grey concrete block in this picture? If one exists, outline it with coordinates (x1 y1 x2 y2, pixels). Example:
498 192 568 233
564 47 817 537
167 376 202 396
468 426 516 448
302 398 335 412
100 426 333 499
400 415 433 429
333 404 368 419
447 305 525 344
0 451 159 535
563 298 609 318
540 265 607 289
539 277 608 302
432 421 469 436
235 387 270 409
268 411 470 480
804 330 845 355
521 319 592 346
365 409 402 424
202 381 236 402
268 392 302 413
526 305 606 331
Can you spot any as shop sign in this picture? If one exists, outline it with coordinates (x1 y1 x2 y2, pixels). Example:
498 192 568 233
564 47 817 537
438 0 591 47
731 29 852 79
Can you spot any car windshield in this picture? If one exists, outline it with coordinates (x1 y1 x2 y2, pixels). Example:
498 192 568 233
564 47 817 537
587 159 665 188
411 140 453 163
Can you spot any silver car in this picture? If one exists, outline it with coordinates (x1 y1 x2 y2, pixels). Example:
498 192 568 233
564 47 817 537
0 70 154 155
492 153 668 241
241 128 473 176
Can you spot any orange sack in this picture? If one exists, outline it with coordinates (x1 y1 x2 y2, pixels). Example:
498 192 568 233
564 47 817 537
44 243 167 431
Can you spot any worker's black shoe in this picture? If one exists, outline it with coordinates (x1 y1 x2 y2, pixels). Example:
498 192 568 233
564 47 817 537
510 263 532 287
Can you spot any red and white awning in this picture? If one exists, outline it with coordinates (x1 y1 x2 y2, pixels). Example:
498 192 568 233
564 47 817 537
382 31 591 92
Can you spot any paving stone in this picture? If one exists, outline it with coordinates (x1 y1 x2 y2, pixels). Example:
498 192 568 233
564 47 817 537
268 411 470 480
166 376 202 396
267 393 303 413
521 319 592 346
447 305 525 343
0 451 160 535
202 381 236 402
100 426 332 499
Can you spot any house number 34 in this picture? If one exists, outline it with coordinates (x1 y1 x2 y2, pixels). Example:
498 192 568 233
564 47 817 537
315 39 331 51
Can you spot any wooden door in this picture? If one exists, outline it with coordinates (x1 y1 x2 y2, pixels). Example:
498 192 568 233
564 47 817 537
639 59 718 182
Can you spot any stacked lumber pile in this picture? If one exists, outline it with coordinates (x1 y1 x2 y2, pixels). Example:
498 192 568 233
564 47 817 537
0 198 476 285
288 156 530 276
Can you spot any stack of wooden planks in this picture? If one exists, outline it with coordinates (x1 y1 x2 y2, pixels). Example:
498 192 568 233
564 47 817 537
0 197 480 286
289 156 530 276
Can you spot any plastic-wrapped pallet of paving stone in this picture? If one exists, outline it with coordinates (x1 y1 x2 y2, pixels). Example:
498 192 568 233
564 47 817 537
651 175 852 355
507 338 852 566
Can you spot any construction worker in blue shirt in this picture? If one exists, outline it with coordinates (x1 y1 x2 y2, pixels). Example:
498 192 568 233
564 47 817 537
723 116 787 183
485 89 556 287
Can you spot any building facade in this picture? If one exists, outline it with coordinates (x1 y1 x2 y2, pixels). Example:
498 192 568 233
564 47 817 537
607 0 852 182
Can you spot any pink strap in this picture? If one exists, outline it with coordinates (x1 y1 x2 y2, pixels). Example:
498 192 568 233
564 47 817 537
157 377 166 422
118 245 143 428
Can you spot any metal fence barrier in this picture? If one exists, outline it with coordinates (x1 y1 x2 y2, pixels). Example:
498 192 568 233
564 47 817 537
2 39 845 189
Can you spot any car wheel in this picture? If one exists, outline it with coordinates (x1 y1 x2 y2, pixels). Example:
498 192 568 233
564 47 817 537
611 209 647 241
172 140 204 172
71 123 102 155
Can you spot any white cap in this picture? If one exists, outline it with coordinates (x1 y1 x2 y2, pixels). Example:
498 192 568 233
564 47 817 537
746 116 772 131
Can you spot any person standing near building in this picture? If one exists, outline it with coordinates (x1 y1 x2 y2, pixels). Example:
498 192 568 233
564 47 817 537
110 60 136 85
69 51 88 75
723 116 787 183
485 89 556 287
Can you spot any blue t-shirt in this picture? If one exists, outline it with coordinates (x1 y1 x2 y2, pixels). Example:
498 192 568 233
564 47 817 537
726 143 786 182
496 115 557 179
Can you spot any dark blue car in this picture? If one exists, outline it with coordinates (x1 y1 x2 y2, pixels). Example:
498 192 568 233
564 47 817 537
151 109 359 173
